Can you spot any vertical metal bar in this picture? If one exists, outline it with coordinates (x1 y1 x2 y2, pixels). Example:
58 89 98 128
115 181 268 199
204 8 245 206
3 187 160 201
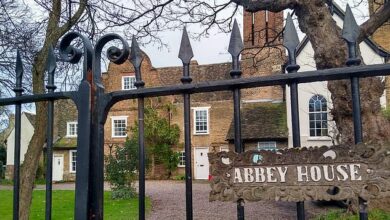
137 97 145 220
346 42 366 220
91 34 129 220
283 13 305 220
341 5 367 219
13 101 21 220
178 28 194 220
45 97 54 220
45 46 57 220
287 64 305 220
129 37 145 220
183 92 193 220
58 32 94 220
13 51 24 220
228 20 245 220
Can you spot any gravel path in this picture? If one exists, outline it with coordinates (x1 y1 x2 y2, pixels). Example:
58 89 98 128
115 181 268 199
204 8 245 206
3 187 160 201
145 180 339 220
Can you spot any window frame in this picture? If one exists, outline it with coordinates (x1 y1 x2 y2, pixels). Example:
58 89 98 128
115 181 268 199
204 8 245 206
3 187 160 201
193 107 210 135
66 122 78 137
111 116 128 138
178 151 185 167
257 142 277 151
309 94 328 137
69 150 77 173
121 75 136 90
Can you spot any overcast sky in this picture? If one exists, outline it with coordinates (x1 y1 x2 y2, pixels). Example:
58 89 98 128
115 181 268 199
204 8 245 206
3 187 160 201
141 0 369 68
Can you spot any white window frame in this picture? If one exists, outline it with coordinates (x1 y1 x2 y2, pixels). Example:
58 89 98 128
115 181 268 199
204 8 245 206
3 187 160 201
122 76 136 90
193 107 210 135
66 122 78 137
178 151 185 167
111 116 128 138
309 94 328 137
69 150 77 173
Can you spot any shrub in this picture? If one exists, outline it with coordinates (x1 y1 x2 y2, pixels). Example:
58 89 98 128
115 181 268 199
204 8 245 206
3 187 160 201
105 139 138 199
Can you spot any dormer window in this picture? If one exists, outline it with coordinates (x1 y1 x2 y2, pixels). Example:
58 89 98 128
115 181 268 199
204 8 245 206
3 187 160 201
66 122 78 137
122 76 136 90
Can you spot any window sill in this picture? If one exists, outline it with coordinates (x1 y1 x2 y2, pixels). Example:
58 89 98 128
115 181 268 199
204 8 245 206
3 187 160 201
69 171 76 174
66 135 77 138
193 133 209 136
111 136 127 138
307 136 332 141
177 165 185 168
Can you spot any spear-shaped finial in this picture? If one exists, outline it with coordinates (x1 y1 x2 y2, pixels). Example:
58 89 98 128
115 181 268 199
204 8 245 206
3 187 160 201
283 13 300 63
342 4 361 65
14 50 24 93
228 19 244 59
130 36 144 70
342 4 360 44
46 46 57 91
130 36 145 88
178 27 194 65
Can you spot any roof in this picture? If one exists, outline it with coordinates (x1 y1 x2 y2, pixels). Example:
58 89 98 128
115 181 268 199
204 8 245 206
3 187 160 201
53 137 77 149
296 2 390 59
226 102 288 141
157 62 233 102
24 112 36 127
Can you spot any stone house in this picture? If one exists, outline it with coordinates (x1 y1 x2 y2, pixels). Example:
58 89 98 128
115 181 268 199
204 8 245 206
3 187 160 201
5 112 35 179
102 10 288 179
5 100 78 181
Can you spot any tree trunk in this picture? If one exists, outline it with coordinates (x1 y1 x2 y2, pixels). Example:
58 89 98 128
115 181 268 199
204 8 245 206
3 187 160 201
295 0 390 211
19 49 48 219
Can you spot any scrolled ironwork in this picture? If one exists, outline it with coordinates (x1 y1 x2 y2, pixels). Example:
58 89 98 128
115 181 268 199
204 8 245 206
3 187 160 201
94 34 130 82
59 32 93 80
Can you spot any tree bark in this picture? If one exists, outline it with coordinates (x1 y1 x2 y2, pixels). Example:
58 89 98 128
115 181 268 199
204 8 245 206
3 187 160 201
18 0 87 218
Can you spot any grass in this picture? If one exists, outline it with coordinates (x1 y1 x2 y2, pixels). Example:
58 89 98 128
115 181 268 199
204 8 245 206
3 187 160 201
315 209 390 220
0 190 150 220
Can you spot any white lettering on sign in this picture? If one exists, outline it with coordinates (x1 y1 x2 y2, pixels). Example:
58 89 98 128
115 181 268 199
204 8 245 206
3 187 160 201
233 164 364 184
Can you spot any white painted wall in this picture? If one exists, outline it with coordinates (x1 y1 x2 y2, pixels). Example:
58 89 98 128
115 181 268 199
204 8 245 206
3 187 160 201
286 29 386 148
6 113 35 165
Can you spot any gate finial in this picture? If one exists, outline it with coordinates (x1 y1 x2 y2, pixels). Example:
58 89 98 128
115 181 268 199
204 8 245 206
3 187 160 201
130 36 145 88
46 46 57 91
228 19 243 59
342 4 361 65
14 50 24 92
130 36 143 70
283 13 300 65
178 27 194 65
342 4 359 44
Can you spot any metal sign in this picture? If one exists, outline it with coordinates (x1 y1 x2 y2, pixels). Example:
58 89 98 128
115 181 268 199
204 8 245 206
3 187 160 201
209 144 390 202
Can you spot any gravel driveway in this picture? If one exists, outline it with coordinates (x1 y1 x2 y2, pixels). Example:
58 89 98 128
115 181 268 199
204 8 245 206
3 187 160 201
145 180 339 220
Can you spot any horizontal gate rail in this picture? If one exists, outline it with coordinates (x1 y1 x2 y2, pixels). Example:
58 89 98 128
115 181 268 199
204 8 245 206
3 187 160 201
0 92 72 106
104 63 390 104
1 63 390 108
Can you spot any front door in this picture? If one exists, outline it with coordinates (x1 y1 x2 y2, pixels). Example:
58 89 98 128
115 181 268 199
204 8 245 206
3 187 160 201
52 155 64 181
195 148 209 179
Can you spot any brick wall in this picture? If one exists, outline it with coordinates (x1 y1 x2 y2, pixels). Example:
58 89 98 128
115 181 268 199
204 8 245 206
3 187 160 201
369 0 390 51
102 25 286 178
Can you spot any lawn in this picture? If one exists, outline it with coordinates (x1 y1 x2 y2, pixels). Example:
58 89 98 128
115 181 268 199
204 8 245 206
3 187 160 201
315 209 390 220
0 190 150 220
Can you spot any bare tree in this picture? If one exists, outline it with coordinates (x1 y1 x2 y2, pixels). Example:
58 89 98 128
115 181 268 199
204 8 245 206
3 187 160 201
2 0 390 217
0 0 184 218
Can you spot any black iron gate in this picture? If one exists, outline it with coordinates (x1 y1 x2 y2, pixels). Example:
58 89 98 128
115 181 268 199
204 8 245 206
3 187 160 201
2 5 390 220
